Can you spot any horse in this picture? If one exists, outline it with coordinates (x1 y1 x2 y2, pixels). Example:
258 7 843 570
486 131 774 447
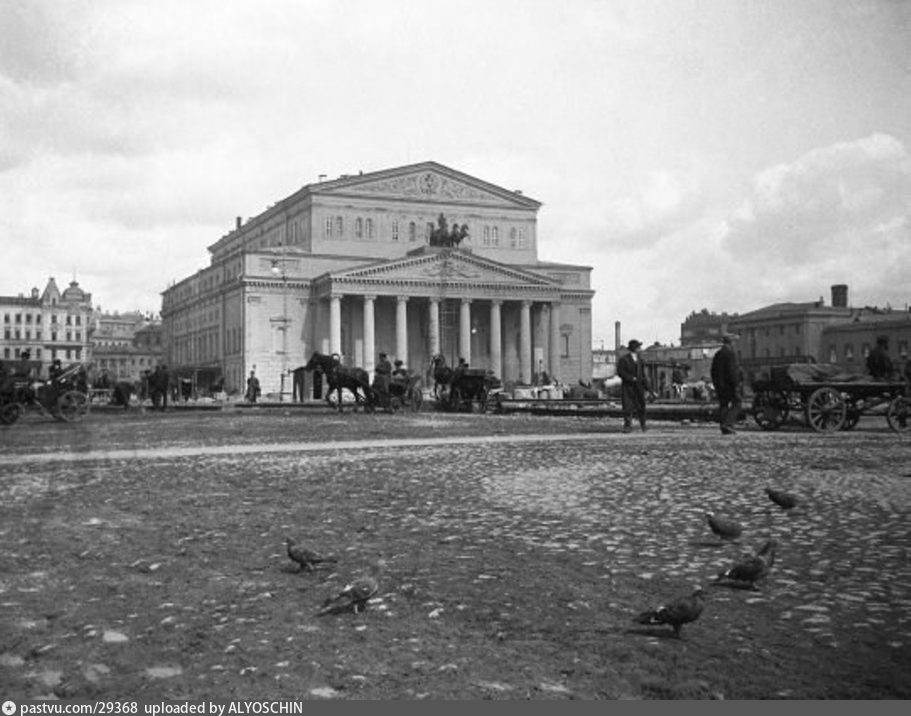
303 351 374 412
430 354 454 401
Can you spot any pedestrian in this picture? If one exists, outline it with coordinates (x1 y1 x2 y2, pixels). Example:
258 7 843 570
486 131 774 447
617 339 650 433
866 336 895 380
246 370 261 403
710 333 742 435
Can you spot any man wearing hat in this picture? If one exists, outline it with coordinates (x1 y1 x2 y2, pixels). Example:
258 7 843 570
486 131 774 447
710 333 742 435
866 336 895 380
373 351 392 397
617 339 650 433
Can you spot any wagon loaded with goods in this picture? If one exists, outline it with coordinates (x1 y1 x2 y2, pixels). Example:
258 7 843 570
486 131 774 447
372 372 424 413
750 363 908 434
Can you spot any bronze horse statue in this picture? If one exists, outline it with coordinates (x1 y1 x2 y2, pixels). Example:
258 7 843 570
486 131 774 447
303 351 374 412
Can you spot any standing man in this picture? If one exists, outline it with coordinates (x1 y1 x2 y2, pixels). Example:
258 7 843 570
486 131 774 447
617 339 650 433
710 333 742 435
246 370 261 403
373 352 392 397
866 336 895 380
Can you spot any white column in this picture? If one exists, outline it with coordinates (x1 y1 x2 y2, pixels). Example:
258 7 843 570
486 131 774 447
396 296 409 367
459 298 472 364
329 294 342 356
363 295 376 374
549 301 561 380
428 298 440 358
519 300 532 384
490 300 502 380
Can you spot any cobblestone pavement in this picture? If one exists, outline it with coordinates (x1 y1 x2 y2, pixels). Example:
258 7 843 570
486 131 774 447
1 411 909 698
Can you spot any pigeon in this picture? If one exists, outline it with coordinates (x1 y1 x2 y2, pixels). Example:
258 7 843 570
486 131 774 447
285 537 338 573
316 559 385 616
705 511 743 541
766 487 799 510
715 539 777 589
634 587 705 638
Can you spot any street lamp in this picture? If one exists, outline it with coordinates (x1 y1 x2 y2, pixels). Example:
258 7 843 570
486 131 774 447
271 244 289 402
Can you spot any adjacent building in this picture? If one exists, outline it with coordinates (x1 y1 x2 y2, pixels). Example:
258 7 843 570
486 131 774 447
1 277 94 376
161 161 596 399
90 311 163 383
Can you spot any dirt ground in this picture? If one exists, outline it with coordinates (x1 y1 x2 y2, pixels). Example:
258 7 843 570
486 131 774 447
1 408 910 700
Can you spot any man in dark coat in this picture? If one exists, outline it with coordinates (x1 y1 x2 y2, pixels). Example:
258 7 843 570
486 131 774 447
866 336 894 380
617 339 649 433
373 352 392 397
710 333 742 435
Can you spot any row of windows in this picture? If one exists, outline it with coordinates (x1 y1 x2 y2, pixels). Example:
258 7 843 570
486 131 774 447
3 347 81 360
3 330 82 342
320 217 530 248
3 313 82 325
827 340 910 363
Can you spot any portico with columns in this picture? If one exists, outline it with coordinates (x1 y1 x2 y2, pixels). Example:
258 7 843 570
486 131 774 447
304 247 586 392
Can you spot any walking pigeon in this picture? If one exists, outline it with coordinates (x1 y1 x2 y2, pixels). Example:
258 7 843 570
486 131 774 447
285 537 338 573
316 559 385 616
715 539 777 589
634 587 705 638
766 487 798 510
705 512 743 541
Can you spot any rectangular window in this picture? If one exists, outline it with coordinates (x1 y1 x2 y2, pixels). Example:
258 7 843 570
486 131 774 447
25 330 31 340
518 229 526 249
36 348 41 359
14 329 20 340
36 330 42 341
483 226 490 247
366 218 374 239
25 314 32 324
15 314 21 324
392 220 399 241
3 329 8 340
862 343 871 358
3 348 9 358
562 334 570 358
335 216 343 237
845 344 854 361
3 314 8 323
36 315 41 324
828 346 837 363
324 217 333 238
66 315 72 326
409 222 416 242
52 332 57 341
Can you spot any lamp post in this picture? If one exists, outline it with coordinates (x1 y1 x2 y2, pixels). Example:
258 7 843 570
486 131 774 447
271 244 289 402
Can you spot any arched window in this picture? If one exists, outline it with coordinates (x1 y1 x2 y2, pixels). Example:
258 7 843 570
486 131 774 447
510 227 517 247
491 227 499 246
336 216 344 237
355 218 363 239
392 220 399 241
366 218 374 239
483 226 490 247
324 218 332 238
409 222 416 242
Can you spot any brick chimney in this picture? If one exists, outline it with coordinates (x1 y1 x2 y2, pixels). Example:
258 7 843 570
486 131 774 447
831 284 848 308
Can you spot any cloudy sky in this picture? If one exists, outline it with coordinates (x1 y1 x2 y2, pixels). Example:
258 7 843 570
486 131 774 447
2 0 909 346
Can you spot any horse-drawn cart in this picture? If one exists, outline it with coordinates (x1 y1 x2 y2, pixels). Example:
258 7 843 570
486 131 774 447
750 363 908 434
435 366 501 413
373 373 424 413
0 362 90 426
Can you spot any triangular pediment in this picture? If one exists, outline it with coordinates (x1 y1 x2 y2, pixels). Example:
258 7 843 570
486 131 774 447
332 249 558 287
311 161 540 209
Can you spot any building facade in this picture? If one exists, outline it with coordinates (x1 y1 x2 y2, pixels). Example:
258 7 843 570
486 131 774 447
161 162 595 398
90 311 163 383
820 312 911 375
0 278 94 376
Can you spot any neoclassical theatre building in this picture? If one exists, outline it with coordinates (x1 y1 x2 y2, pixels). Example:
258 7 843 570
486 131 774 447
160 162 595 399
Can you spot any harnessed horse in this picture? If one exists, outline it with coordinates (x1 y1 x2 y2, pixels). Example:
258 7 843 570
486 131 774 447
303 351 374 412
430 354 455 401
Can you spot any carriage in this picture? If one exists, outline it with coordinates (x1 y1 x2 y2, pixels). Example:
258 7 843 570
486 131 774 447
0 362 90 426
373 373 424 413
431 355 502 413
750 363 908 434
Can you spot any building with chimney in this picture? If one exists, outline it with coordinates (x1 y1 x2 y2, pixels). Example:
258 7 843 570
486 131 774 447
161 161 596 398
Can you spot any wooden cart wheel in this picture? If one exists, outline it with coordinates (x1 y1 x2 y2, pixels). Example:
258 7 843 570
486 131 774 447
409 387 423 412
805 387 846 433
56 390 89 422
1 402 23 425
841 403 862 431
886 396 909 434
751 390 789 431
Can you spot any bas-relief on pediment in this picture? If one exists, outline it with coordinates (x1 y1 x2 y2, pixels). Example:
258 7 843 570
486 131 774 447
342 172 506 205
343 256 551 286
